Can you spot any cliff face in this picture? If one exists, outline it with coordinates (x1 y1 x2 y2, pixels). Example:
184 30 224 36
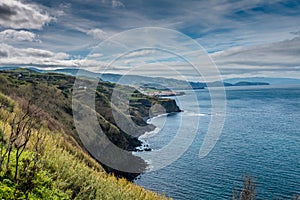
158 99 181 113
0 92 170 200
0 69 181 180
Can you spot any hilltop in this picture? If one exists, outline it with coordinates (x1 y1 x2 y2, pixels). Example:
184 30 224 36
0 67 277 90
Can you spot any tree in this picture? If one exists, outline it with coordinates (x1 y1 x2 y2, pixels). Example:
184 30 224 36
233 175 256 200
0 95 46 198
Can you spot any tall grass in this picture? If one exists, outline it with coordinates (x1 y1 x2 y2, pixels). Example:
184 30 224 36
0 92 170 200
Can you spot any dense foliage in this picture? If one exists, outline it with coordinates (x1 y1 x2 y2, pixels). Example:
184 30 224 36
0 69 180 180
0 69 173 199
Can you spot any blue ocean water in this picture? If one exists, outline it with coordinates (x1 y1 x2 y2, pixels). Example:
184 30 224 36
135 85 300 200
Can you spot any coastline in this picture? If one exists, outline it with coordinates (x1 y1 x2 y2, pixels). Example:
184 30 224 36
135 111 181 152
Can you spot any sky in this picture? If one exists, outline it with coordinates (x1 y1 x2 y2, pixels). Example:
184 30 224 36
0 0 300 80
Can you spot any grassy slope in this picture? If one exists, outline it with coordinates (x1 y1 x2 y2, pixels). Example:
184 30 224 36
0 69 175 199
0 90 170 199
0 69 180 147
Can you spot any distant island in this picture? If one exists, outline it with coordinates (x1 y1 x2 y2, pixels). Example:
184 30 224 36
206 80 270 87
230 81 269 86
224 77 300 85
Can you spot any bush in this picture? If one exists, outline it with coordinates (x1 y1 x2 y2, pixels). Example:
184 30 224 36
0 149 69 200
232 175 256 200
0 92 169 200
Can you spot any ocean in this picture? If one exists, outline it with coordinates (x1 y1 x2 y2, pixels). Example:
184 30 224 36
134 85 300 199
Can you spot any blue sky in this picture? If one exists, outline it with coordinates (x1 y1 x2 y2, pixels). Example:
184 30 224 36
0 0 300 80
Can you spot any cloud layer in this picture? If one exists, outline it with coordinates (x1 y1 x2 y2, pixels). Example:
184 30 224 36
86 28 107 40
0 0 54 29
0 29 39 42
211 34 300 76
0 43 70 67
0 0 299 80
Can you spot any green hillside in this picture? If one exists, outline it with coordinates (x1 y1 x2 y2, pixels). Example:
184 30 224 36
0 69 178 199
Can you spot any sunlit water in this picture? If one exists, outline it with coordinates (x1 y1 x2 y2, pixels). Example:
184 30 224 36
134 85 300 200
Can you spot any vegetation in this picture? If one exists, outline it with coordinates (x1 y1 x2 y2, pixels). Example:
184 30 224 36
0 69 180 180
1 69 296 199
232 175 256 200
0 88 170 199
0 69 175 199
232 175 300 200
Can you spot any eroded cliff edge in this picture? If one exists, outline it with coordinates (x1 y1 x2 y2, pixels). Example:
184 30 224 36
0 69 181 180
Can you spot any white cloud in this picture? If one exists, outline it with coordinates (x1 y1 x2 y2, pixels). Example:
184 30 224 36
210 35 300 78
123 50 157 58
0 43 111 69
211 36 300 67
0 29 40 42
86 28 107 40
0 43 69 66
111 0 125 8
88 53 103 58
0 0 54 29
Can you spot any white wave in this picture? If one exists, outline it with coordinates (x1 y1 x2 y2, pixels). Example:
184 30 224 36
182 111 206 117
134 138 151 151
139 127 160 139
146 113 169 124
